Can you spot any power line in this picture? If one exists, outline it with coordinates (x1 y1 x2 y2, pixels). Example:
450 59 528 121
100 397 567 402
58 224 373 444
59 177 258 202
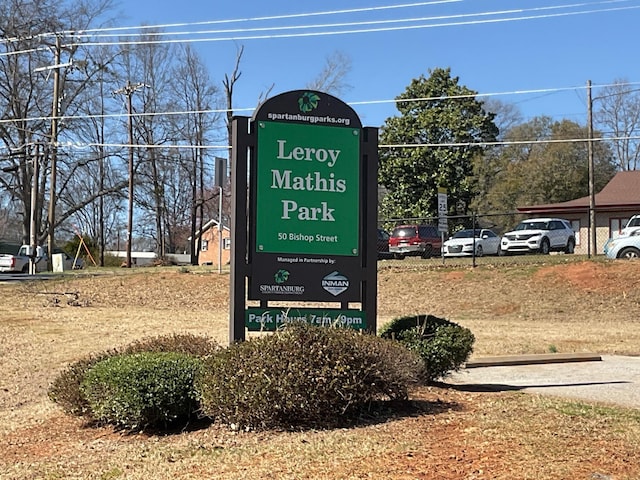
1 0 635 54
57 1 615 40
3 81 640 126
25 133 640 154
66 4 640 48
49 0 463 37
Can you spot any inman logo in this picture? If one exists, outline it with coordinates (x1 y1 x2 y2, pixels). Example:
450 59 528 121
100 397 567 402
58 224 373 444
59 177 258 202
321 271 349 296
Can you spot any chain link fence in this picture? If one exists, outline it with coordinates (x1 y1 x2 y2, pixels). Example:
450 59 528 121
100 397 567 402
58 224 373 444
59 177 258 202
378 212 611 266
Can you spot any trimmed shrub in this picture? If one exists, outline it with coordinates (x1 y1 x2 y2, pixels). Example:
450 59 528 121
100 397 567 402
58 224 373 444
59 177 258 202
48 333 220 417
198 322 422 431
379 314 475 382
81 352 202 430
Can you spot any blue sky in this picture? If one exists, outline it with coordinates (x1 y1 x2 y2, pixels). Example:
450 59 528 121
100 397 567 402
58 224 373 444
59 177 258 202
118 0 640 129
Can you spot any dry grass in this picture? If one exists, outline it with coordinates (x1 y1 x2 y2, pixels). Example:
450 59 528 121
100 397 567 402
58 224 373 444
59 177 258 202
1 258 639 479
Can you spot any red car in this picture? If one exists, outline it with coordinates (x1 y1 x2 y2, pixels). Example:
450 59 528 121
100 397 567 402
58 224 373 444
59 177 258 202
388 224 442 259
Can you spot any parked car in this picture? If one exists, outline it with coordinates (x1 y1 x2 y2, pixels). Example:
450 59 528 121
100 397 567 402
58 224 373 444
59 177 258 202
500 218 575 255
443 229 501 257
388 224 442 259
0 245 83 273
620 214 640 237
604 230 640 259
376 228 392 259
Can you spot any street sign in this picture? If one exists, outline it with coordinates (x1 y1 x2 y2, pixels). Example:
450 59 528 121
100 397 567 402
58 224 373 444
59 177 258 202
438 187 448 233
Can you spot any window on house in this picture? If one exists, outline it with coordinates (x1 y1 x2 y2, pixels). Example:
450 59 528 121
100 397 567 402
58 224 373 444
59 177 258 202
570 220 580 245
201 240 208 251
609 217 630 238
223 238 231 250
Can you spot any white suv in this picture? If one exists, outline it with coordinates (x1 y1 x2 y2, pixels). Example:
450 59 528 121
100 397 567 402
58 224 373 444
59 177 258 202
500 218 575 255
620 214 640 237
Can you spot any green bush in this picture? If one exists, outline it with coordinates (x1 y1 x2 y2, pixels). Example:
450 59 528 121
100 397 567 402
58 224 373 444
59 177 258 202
48 334 220 417
81 352 202 430
379 314 475 382
198 322 422 431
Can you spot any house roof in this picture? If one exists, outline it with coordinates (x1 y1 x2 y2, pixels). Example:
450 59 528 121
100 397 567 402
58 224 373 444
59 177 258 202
188 219 230 241
517 171 640 214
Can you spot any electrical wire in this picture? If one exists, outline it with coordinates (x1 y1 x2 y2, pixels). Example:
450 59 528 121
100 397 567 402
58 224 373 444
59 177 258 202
51 2 616 41
2 81 640 126
49 0 463 37
1 0 637 53
65 5 640 48
6 132 635 154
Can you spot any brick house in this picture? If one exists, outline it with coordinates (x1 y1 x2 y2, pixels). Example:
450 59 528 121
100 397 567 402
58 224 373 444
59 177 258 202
516 171 640 255
192 219 231 267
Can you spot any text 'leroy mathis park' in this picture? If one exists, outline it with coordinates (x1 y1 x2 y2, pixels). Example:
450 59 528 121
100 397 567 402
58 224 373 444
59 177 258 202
255 121 360 257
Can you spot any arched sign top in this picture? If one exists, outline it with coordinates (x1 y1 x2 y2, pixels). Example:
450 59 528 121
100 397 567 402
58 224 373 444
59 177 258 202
252 90 362 129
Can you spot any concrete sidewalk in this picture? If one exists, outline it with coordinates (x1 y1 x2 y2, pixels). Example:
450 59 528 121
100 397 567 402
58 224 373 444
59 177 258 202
447 354 640 409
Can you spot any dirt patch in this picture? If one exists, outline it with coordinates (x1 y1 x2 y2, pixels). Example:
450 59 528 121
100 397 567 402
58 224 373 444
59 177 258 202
443 270 466 281
534 260 639 293
2 386 638 480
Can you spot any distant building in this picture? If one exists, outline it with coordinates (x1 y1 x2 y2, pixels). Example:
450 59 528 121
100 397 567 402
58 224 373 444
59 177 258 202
190 219 231 267
517 171 640 254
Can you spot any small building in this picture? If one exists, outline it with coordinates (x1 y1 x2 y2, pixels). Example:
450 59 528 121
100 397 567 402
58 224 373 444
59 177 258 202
517 171 640 255
191 219 231 267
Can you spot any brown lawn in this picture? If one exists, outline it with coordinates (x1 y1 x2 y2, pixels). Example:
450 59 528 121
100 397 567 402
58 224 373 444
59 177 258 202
1 258 639 479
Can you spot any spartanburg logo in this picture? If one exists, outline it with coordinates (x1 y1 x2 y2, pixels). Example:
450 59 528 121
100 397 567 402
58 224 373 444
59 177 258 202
274 269 290 284
298 92 320 113
321 271 349 296
260 269 304 295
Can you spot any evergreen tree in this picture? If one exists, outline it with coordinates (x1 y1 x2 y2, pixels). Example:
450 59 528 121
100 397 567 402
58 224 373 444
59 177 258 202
378 67 498 220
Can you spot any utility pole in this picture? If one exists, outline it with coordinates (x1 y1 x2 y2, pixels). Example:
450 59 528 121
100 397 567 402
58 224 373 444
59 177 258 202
29 144 40 275
114 81 146 268
587 80 597 257
215 157 227 274
47 36 62 269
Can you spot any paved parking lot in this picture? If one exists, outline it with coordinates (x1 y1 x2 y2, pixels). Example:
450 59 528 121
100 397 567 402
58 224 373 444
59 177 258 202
447 355 640 409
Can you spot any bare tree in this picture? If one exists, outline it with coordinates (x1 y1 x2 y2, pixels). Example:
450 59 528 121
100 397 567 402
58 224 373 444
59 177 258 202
483 98 524 139
116 30 177 256
305 50 352 96
65 45 128 264
0 0 117 248
169 44 221 263
594 79 640 171
222 45 244 146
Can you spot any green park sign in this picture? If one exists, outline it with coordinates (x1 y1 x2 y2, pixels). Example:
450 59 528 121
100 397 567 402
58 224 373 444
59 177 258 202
229 90 379 341
255 121 360 256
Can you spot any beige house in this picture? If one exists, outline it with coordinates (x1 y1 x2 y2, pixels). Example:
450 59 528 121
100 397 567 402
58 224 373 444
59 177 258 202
517 171 640 255
193 219 231 267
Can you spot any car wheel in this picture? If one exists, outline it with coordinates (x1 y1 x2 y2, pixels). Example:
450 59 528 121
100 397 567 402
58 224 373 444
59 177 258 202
393 253 405 260
498 246 507 256
618 247 640 259
564 238 575 254
21 264 28 273
421 245 433 259
475 245 483 257
539 238 550 255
